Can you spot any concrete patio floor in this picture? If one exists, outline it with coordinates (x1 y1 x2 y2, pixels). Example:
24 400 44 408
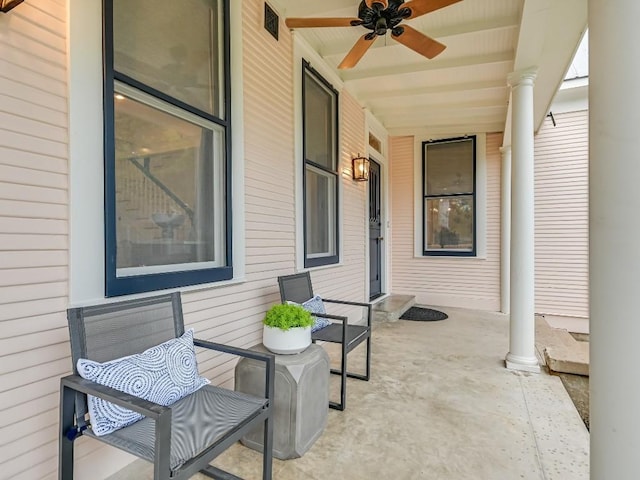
109 306 589 480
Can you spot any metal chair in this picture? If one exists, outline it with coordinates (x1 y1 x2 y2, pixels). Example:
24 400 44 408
277 272 371 411
59 292 275 480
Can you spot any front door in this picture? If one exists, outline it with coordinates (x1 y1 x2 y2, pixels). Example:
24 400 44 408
369 159 383 299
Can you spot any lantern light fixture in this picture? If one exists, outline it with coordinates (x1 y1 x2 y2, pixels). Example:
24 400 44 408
352 154 370 182
0 0 24 13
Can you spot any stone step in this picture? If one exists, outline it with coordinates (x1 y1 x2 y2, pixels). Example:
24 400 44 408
372 294 415 323
535 316 589 376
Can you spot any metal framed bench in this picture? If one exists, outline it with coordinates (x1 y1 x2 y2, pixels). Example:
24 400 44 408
278 272 372 411
59 292 275 480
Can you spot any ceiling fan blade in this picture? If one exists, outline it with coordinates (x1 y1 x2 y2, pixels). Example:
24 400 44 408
391 25 446 59
285 17 360 28
338 35 378 70
365 0 389 8
403 0 462 19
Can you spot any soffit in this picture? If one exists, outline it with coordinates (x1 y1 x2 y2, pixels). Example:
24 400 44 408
271 0 586 140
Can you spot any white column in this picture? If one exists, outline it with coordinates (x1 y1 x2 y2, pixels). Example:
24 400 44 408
505 68 539 373
590 0 640 477
500 145 512 314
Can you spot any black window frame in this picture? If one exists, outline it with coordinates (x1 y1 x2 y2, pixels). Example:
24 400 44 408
301 60 340 268
103 0 233 297
422 136 477 257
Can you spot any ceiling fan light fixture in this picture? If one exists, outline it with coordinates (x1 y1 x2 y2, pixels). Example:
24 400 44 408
374 17 388 35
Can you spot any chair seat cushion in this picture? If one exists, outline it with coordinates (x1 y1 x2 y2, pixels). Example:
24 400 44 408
89 385 267 472
77 329 209 436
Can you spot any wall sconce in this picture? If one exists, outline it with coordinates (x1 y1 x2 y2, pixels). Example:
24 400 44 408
352 155 370 182
1 0 24 13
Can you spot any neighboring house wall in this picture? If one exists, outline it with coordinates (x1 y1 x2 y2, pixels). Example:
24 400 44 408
0 2 71 479
389 133 503 311
0 0 370 478
534 110 589 325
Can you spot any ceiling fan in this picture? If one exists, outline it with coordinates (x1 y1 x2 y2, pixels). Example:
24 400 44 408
285 0 462 69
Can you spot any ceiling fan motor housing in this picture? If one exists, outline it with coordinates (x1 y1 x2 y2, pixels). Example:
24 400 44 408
357 0 412 36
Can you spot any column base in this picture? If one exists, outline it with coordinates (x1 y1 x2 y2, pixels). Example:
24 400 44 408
505 352 540 373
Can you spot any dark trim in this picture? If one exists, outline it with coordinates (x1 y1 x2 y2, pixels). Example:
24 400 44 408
113 72 229 129
107 267 234 297
222 0 233 272
103 0 233 297
302 60 340 268
103 0 117 295
421 136 477 257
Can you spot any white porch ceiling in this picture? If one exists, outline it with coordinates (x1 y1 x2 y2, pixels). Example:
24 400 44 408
270 0 587 140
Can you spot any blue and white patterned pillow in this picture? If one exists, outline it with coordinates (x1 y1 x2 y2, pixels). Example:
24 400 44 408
77 329 209 436
301 295 331 332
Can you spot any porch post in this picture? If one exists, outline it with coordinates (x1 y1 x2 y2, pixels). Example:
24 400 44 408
505 68 540 373
500 145 511 314
590 0 640 477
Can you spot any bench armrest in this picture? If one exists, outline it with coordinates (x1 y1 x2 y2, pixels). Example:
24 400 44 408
193 339 275 401
60 374 168 419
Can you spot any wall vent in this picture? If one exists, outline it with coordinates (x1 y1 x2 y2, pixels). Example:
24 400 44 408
264 3 279 40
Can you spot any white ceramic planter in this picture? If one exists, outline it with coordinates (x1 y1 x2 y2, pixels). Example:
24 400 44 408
262 325 312 355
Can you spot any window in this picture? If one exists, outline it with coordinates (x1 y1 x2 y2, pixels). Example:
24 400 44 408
302 62 339 267
423 136 476 256
104 0 232 296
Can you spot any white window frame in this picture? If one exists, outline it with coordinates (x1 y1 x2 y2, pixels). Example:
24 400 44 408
413 133 487 259
293 33 344 271
68 0 246 304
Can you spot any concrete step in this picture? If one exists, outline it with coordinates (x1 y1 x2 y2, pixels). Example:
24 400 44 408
372 294 415 323
535 315 589 376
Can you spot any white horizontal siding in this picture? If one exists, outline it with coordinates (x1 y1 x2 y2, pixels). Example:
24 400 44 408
389 134 502 310
534 110 589 319
0 2 69 479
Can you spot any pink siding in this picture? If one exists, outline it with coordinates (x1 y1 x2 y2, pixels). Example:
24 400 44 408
0 1 70 479
389 134 503 311
0 0 372 477
534 110 589 319
179 0 297 391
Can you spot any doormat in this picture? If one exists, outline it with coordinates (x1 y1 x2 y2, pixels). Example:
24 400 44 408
400 307 448 322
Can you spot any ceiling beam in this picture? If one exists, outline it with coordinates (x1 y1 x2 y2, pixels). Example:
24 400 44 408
379 109 506 127
387 122 505 137
320 16 519 58
371 101 508 118
271 0 355 19
355 79 507 100
341 51 514 82
503 0 587 140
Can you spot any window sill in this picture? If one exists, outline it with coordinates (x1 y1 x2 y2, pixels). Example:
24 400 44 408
300 261 344 273
414 255 487 261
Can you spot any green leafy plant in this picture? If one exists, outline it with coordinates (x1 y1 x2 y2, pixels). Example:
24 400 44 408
263 303 313 331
